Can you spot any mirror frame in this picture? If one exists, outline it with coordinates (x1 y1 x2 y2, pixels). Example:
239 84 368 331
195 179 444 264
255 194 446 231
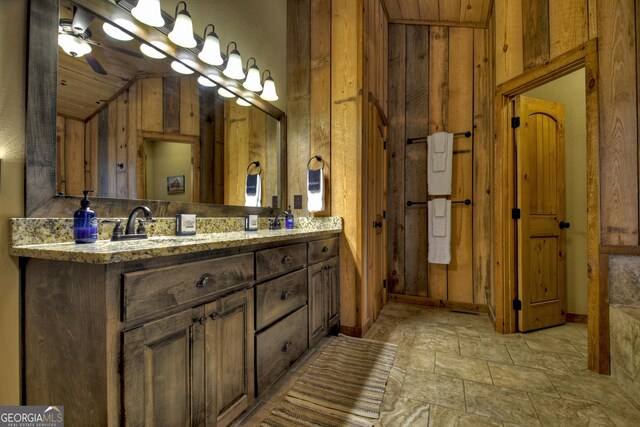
25 0 287 218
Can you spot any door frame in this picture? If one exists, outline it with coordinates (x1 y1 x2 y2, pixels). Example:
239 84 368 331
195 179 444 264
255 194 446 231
493 39 607 373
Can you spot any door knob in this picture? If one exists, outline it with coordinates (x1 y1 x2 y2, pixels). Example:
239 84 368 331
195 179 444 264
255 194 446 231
559 221 571 229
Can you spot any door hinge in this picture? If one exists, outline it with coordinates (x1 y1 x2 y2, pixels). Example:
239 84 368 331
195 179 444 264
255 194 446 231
512 208 521 220
383 140 387 150
513 299 522 311
383 279 387 289
383 210 386 219
511 117 520 128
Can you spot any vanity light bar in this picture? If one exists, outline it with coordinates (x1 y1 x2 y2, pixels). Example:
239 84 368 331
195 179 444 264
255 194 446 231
115 0 279 107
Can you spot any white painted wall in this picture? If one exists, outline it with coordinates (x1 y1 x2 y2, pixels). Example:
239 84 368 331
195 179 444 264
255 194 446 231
525 69 588 315
160 0 287 111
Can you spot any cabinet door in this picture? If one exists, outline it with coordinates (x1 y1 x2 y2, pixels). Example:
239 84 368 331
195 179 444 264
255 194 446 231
204 289 255 427
325 256 340 329
123 307 206 427
308 262 327 348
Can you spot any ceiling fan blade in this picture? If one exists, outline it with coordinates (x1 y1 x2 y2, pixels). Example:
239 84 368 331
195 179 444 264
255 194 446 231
72 6 95 33
85 53 108 75
88 40 145 59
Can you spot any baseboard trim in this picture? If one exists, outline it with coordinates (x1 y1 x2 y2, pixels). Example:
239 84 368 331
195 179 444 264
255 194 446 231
567 312 588 324
339 325 362 337
387 294 489 314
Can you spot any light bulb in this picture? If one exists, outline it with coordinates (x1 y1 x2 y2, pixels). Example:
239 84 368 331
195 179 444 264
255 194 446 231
171 59 196 75
131 0 165 27
260 76 278 101
140 41 167 59
198 29 223 66
58 33 92 57
218 87 236 98
168 3 197 48
197 75 217 87
223 45 245 80
103 18 136 41
243 65 263 92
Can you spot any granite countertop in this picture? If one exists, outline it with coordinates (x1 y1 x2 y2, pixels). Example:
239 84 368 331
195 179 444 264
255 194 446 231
10 217 342 264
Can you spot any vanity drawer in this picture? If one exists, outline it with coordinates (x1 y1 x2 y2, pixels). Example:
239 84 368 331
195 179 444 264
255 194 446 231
255 243 307 281
123 253 254 324
256 306 308 395
255 269 307 330
308 237 339 263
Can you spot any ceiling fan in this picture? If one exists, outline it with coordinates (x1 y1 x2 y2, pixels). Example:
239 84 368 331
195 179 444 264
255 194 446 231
58 5 144 75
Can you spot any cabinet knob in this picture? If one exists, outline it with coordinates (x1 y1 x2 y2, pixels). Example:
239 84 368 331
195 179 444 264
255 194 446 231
282 342 292 353
281 290 291 300
321 246 329 253
196 273 216 288
210 312 219 320
198 316 207 325
281 255 292 264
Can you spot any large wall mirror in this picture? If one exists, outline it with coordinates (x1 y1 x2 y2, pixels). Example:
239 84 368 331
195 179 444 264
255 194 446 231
26 0 286 217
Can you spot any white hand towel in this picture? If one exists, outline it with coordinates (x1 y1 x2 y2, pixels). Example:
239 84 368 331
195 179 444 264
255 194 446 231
245 173 262 207
428 132 453 195
428 199 451 264
432 198 447 237
307 168 324 212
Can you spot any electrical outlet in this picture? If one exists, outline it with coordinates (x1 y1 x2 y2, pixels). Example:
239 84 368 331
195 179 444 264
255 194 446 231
272 195 278 208
294 195 303 210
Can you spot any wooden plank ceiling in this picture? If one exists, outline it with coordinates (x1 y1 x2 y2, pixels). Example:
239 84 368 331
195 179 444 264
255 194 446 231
58 0 172 121
382 0 493 27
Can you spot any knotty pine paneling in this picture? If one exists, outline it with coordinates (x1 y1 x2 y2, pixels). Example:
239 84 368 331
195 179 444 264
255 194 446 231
56 76 215 201
493 0 639 245
387 23 491 305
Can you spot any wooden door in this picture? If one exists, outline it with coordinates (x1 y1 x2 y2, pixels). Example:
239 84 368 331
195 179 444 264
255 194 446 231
204 289 254 427
123 307 205 427
367 100 388 324
515 96 567 332
308 262 327 348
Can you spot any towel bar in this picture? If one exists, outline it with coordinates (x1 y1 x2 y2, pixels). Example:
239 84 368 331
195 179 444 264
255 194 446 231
406 199 472 207
406 131 472 145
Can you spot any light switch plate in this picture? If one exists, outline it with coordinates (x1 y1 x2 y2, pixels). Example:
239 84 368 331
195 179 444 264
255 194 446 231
294 195 303 209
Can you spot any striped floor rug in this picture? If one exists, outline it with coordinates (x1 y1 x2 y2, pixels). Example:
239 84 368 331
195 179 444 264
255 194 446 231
260 335 397 425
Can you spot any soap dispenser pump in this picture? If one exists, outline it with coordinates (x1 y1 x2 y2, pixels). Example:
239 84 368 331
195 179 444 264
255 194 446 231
74 190 98 244
285 205 294 229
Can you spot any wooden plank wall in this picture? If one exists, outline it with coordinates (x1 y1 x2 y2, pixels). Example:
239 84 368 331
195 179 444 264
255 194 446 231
57 76 223 202
386 23 491 306
286 0 387 333
493 0 638 249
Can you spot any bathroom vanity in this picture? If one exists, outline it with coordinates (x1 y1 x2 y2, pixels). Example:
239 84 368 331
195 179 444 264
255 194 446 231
11 218 341 426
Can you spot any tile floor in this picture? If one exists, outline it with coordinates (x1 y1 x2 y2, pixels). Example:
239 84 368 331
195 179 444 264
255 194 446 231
236 302 640 426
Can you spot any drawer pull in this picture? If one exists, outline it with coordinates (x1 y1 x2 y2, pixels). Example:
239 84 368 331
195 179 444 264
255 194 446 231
196 273 216 288
210 312 219 320
282 342 293 353
281 290 292 300
281 256 292 264
197 316 208 325
322 246 329 253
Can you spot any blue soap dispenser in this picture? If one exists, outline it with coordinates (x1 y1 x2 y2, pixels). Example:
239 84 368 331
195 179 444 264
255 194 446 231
285 205 294 229
74 190 98 244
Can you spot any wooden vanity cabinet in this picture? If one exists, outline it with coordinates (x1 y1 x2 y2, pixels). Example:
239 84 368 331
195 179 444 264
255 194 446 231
22 233 339 427
123 288 254 427
308 238 340 348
